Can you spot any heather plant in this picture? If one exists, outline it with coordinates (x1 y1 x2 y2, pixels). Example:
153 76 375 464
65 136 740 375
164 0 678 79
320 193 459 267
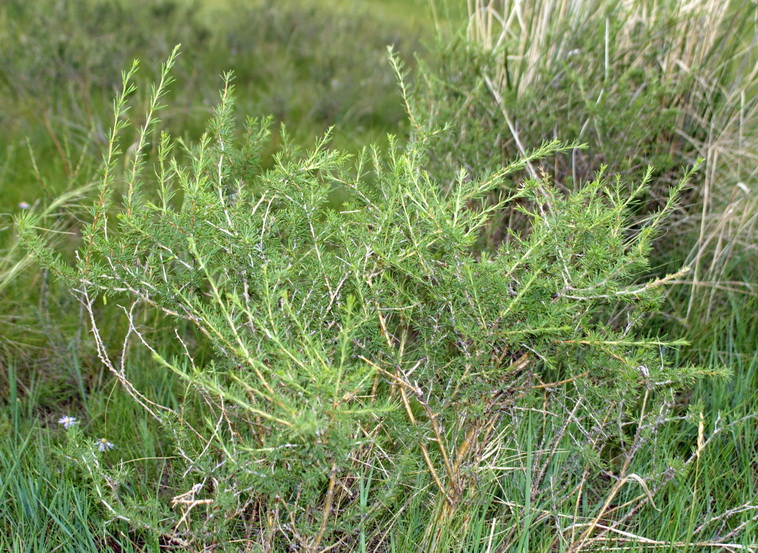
18 49 730 551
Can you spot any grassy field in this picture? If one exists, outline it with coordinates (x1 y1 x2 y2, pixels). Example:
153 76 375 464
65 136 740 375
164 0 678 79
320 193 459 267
0 0 756 551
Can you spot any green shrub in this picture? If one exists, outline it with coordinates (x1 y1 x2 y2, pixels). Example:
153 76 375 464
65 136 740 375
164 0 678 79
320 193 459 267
19 49 724 551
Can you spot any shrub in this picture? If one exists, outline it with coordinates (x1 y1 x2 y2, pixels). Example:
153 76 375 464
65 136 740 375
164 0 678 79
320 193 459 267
19 49 724 551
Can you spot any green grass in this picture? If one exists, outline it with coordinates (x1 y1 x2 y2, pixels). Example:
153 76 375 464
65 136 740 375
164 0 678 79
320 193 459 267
1 361 113 553
0 0 755 551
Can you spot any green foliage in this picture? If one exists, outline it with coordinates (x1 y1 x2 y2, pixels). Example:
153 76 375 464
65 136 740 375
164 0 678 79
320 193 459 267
0 0 424 406
17 50 727 550
419 0 757 301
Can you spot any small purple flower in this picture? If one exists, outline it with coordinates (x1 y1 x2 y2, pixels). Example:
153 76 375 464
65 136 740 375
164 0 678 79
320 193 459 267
58 415 78 429
97 438 114 452
18 201 31 210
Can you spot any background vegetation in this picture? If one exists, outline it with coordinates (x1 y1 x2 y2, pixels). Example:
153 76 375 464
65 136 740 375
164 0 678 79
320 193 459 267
0 0 755 551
